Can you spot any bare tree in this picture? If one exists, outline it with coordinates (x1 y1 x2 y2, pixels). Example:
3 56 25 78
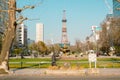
0 0 42 74
75 39 82 53
36 41 47 56
0 0 16 74
99 18 120 55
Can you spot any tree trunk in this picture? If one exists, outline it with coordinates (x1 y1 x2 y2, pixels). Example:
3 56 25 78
0 0 16 74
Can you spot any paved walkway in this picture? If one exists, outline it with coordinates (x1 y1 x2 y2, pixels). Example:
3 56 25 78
0 74 120 80
7 68 120 76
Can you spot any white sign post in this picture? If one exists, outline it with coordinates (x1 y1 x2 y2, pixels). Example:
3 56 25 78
88 53 97 68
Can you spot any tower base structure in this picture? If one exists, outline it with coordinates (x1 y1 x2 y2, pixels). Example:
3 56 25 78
59 43 70 53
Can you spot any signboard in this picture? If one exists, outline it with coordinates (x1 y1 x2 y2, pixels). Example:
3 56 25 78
88 50 97 68
88 53 97 62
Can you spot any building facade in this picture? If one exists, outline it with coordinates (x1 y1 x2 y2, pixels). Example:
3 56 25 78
0 0 9 51
89 26 101 43
113 0 120 17
36 23 44 42
106 0 120 18
27 38 34 45
16 23 27 47
0 0 9 34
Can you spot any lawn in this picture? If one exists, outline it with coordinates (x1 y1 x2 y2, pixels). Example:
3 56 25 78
9 57 120 69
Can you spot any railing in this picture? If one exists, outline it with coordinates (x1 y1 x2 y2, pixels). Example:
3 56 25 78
9 61 120 69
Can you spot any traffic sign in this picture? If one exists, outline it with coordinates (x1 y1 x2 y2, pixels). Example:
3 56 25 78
88 53 97 62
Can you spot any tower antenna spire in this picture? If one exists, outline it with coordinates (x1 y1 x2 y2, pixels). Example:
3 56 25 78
62 10 66 21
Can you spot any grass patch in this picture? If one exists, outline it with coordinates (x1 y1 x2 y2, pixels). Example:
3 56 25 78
9 57 120 68
9 58 51 62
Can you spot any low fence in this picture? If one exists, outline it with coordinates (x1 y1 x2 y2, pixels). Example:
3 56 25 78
9 61 120 69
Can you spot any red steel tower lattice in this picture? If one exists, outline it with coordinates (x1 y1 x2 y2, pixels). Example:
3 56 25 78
61 10 69 45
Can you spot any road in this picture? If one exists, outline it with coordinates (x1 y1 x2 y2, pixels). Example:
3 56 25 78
0 75 120 80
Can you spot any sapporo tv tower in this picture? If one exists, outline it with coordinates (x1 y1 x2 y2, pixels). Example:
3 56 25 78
60 10 70 53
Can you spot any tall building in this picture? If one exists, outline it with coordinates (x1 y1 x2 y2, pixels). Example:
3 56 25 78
36 23 44 42
27 38 35 45
90 26 101 42
113 0 120 17
0 0 9 34
16 23 27 47
106 0 120 18
0 0 9 51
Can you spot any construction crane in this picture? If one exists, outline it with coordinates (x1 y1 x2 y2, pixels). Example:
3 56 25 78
104 0 113 14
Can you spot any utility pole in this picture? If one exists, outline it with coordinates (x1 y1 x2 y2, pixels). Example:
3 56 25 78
0 0 16 74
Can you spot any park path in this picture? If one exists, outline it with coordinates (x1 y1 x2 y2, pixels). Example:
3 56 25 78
8 68 120 76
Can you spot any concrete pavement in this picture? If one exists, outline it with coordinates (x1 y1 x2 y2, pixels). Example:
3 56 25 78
7 68 120 76
0 74 120 80
0 68 120 80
